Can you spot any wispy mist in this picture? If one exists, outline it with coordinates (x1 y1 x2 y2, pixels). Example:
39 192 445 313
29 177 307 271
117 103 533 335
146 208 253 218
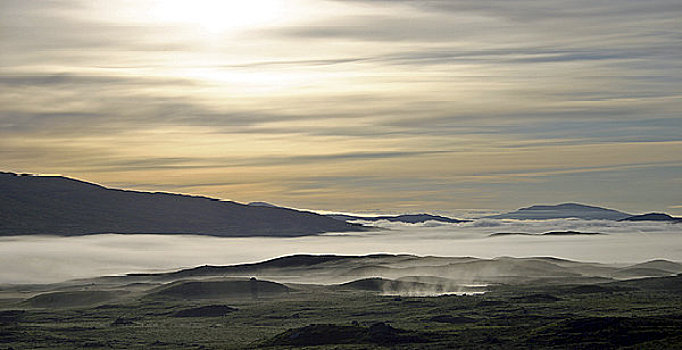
1 220 680 284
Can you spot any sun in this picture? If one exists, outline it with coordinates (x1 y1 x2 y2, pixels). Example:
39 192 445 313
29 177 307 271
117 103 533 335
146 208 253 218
151 0 284 34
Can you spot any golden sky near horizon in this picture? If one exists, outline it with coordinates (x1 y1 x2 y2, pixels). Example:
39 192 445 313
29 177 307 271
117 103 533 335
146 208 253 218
1 0 681 215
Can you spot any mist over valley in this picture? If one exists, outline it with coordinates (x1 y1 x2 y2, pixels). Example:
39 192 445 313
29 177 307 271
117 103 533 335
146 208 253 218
1 175 681 349
1 0 680 345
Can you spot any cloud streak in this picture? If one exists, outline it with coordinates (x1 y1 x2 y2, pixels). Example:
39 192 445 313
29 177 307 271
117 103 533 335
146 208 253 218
0 0 680 214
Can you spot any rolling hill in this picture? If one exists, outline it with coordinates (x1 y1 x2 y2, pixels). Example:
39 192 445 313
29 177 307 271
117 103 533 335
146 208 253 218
485 203 631 220
619 213 682 223
119 254 682 287
0 172 365 236
328 213 470 224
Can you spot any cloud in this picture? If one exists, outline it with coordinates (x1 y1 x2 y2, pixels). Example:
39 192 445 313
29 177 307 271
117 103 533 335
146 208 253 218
334 0 682 24
0 0 680 214
1 220 681 283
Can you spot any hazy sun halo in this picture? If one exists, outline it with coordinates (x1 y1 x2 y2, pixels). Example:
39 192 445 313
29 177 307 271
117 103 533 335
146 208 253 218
151 0 284 33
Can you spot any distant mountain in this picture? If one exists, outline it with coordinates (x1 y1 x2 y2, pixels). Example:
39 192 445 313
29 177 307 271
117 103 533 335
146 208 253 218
328 213 470 224
489 231 604 237
485 203 631 220
119 254 680 286
606 274 682 293
625 260 682 274
0 172 365 236
247 201 280 208
618 213 682 223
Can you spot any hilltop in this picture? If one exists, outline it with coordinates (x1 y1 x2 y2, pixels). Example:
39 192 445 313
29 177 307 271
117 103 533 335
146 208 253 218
485 203 631 220
0 172 365 237
328 213 469 224
619 213 682 223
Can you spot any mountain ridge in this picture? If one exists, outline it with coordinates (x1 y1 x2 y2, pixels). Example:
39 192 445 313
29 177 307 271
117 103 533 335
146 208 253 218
619 213 682 223
485 203 631 220
121 253 682 283
0 172 365 237
328 213 470 224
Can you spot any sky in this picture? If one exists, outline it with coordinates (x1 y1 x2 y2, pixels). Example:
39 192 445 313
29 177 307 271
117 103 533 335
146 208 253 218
1 0 681 216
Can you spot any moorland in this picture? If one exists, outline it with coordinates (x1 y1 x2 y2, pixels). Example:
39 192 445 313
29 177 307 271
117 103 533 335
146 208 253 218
2 254 681 349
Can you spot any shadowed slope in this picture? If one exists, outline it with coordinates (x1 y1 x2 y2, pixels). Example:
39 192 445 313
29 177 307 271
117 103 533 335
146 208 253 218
626 260 682 273
328 213 470 224
606 274 682 292
264 322 432 346
0 172 364 236
619 213 682 223
486 203 630 220
172 305 238 317
333 277 448 294
148 279 290 300
23 290 121 308
119 254 666 286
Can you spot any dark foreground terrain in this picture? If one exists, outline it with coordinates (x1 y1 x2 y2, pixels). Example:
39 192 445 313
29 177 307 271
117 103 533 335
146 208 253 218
1 255 681 349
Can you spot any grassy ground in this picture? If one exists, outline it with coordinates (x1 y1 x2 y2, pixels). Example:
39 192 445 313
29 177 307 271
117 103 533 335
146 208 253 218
1 281 681 349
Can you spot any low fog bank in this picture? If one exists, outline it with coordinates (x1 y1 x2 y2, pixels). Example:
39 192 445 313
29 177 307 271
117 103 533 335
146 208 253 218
1 219 680 284
355 217 682 234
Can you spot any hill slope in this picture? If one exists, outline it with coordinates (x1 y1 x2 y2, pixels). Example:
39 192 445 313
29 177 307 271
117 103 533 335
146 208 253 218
0 172 365 236
619 213 682 223
328 213 469 224
122 254 676 285
486 203 631 220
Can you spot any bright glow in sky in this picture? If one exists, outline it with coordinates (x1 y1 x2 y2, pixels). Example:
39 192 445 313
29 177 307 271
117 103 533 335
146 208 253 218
0 0 680 215
150 0 285 34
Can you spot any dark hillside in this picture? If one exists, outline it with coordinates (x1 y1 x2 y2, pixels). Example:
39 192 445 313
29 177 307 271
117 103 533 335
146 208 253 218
486 203 630 220
0 172 364 236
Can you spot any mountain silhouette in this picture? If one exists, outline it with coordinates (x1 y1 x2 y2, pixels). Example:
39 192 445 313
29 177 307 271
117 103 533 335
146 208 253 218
619 213 682 223
0 172 365 236
485 203 631 220
328 213 469 224
247 201 279 208
120 254 682 285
